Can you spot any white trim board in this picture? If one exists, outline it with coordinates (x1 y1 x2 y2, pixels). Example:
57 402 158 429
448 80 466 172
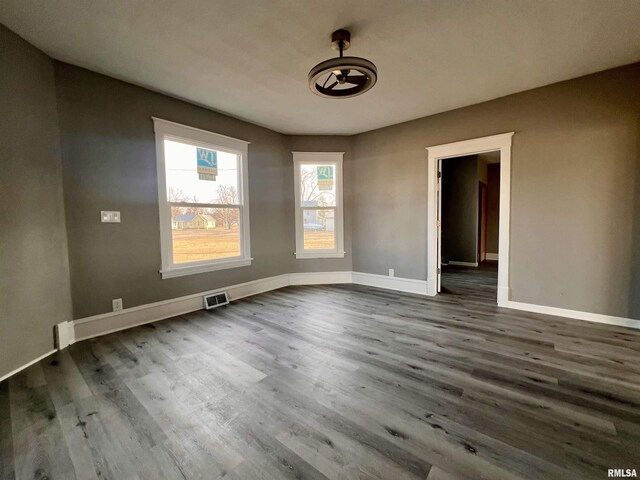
352 272 429 295
448 261 479 267
289 271 352 285
70 270 431 343
0 349 56 383
292 152 345 259
426 132 514 305
152 117 252 279
505 301 640 330
72 272 353 342
73 274 291 342
55 321 75 350
70 270 640 343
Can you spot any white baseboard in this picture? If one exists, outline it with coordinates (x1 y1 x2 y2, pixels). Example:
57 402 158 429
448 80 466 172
65 271 640 352
5 269 640 382
72 272 352 343
352 271 429 296
71 270 422 342
505 301 640 330
448 261 479 267
486 253 499 261
55 321 75 349
497 286 511 307
0 349 56 383
289 271 353 285
73 274 290 342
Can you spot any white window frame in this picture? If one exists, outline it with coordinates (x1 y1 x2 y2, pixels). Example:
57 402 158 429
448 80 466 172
293 152 345 259
153 117 251 279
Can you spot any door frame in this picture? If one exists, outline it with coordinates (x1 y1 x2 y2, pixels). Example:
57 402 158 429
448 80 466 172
478 181 488 263
426 132 514 305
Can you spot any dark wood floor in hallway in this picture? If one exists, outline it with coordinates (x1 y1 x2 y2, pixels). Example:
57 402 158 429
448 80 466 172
2 268 640 479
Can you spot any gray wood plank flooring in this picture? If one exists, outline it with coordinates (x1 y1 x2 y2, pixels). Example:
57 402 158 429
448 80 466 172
2 267 639 479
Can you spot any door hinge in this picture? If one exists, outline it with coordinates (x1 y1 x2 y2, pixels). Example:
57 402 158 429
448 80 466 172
437 219 441 227
437 171 442 179
437 268 441 274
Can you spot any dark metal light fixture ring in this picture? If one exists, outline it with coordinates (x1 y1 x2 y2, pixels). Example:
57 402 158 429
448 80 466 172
308 30 378 99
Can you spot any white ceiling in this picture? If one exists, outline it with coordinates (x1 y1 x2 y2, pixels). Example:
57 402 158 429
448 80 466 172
2 0 639 135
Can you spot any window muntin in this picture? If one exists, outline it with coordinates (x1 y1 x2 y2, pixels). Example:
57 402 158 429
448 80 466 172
293 153 344 259
153 118 250 278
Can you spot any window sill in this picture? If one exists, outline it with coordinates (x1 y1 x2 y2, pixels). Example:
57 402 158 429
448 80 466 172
295 251 346 259
160 258 252 279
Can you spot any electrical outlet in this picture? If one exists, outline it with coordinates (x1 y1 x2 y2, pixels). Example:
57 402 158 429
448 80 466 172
389 268 395 277
112 298 123 312
101 211 121 223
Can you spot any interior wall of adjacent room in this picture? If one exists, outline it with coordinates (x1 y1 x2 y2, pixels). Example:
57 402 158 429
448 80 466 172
486 163 500 255
286 135 353 273
441 155 479 265
54 63 294 319
629 121 640 320
351 62 640 319
0 25 73 377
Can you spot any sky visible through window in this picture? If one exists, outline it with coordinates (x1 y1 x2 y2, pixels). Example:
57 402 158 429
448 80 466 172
164 139 239 204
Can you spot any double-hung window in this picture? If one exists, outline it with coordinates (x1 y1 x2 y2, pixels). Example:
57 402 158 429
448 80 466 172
153 118 251 278
293 152 344 258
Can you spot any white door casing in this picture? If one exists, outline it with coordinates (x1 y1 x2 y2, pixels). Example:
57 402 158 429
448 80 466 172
426 132 514 305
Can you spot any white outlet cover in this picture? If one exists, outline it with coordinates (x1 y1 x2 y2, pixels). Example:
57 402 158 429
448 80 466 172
101 211 121 223
112 298 123 311
389 268 395 277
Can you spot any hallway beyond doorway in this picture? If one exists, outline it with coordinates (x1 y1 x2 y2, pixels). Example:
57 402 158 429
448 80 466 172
441 261 498 301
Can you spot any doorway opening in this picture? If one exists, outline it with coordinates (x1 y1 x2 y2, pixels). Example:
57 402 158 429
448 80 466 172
438 152 500 299
426 133 513 306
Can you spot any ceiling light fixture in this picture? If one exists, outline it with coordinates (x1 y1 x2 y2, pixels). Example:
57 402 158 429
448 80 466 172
308 29 377 99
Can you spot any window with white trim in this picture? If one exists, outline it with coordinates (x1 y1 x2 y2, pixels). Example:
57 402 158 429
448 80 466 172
153 118 251 279
293 152 344 259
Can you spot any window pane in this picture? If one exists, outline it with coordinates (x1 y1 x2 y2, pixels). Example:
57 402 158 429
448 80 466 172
171 206 241 263
300 164 336 207
303 209 336 250
165 139 239 205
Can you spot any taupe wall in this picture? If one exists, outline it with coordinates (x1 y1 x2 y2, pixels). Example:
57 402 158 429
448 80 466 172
0 26 72 377
55 63 294 319
486 164 500 254
441 155 478 264
352 63 640 318
287 136 353 273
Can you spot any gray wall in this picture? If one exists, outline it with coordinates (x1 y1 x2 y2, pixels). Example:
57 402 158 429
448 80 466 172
630 121 640 319
486 164 500 254
441 155 478 264
0 26 73 378
4 23 640 382
287 136 353 273
55 63 294 319
352 63 640 318
53 65 355 319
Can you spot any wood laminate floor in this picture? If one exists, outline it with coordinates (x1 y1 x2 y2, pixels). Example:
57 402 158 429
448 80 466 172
2 269 640 479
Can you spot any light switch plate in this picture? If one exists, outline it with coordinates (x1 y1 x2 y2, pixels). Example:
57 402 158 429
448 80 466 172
101 211 121 223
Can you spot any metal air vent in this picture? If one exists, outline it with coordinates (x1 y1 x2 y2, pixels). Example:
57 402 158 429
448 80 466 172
203 292 230 310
